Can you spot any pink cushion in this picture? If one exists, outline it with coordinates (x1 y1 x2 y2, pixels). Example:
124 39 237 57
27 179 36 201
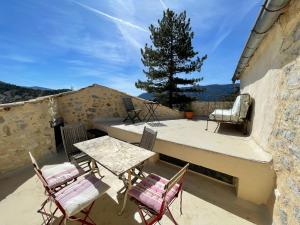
41 162 84 189
128 173 180 213
55 174 109 217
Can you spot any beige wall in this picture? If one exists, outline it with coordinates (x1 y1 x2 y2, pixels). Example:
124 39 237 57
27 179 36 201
239 0 300 224
0 84 182 176
108 126 275 205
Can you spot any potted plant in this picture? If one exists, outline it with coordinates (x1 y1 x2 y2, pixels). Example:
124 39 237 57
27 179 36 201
184 102 194 119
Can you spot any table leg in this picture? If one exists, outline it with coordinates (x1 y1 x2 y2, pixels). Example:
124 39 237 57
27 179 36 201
119 169 132 215
91 159 103 178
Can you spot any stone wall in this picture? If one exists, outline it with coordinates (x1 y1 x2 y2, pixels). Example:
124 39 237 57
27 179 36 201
239 0 300 224
0 99 56 176
57 84 183 128
191 101 233 116
0 84 183 176
269 58 300 225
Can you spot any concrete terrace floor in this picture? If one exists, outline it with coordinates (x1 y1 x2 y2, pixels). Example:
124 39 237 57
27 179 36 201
0 152 271 225
103 118 272 163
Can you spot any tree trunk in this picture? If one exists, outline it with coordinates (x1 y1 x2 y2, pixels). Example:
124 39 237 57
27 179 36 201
169 90 173 108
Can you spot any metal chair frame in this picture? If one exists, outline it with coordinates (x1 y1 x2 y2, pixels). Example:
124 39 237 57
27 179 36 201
28 152 95 225
122 97 142 123
132 163 189 225
119 127 158 193
205 93 252 134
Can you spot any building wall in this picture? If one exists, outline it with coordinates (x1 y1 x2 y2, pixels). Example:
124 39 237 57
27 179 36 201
239 0 300 224
0 84 182 176
0 99 56 176
57 84 183 128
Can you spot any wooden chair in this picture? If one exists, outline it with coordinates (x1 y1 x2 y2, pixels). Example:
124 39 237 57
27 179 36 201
139 127 158 151
122 97 142 123
132 127 157 177
28 152 85 224
60 123 95 172
30 153 109 225
128 163 189 225
118 127 158 193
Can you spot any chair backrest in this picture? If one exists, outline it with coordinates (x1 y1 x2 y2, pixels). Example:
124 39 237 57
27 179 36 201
164 163 189 195
122 97 135 112
29 151 40 170
139 127 157 151
61 123 88 161
28 152 51 191
232 94 251 120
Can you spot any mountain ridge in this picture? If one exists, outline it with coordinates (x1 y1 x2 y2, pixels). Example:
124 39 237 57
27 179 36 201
0 81 70 104
138 83 240 101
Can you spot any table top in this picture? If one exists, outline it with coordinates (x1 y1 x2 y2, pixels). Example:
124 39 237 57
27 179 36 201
144 101 159 105
74 136 156 176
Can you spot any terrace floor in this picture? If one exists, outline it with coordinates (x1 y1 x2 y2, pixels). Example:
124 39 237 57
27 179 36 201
102 118 272 163
0 152 271 225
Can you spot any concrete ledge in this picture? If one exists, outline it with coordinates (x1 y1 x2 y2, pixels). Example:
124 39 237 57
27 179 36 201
105 119 275 205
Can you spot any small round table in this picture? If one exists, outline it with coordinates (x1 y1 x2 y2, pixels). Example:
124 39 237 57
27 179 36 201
143 101 160 122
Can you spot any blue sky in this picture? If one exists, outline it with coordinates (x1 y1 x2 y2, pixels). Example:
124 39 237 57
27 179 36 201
0 0 262 96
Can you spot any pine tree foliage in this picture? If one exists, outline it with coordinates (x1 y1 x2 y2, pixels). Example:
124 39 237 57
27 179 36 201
135 9 207 108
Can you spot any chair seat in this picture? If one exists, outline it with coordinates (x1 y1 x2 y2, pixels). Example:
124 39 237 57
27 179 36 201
41 162 85 189
55 174 109 217
209 109 240 122
128 173 180 213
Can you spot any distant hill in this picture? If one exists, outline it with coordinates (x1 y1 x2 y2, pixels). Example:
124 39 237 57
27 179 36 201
29 86 53 91
0 81 70 104
138 84 240 101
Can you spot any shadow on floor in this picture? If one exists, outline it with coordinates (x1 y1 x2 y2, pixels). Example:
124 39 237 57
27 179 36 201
193 116 249 137
51 193 142 225
0 151 67 201
144 161 272 225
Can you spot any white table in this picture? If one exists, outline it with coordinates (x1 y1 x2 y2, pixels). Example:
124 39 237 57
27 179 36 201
74 136 156 214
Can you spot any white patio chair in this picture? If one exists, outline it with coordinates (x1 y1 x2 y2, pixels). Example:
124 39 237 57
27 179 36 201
206 93 252 134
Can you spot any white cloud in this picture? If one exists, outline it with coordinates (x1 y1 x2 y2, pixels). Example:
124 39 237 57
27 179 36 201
74 1 148 33
0 54 36 63
159 0 167 10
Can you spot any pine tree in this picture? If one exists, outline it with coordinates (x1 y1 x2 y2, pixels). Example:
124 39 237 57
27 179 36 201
136 9 207 108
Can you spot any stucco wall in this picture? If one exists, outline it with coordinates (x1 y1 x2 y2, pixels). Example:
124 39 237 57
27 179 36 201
0 84 182 176
239 0 300 224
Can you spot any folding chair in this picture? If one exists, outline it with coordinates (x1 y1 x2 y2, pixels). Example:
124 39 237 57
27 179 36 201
128 163 189 225
61 123 101 175
29 152 84 224
29 152 109 225
132 127 157 179
122 97 142 123
118 127 158 194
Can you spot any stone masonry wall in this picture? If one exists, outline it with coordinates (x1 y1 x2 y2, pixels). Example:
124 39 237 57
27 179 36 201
191 101 233 116
0 99 56 176
269 58 300 225
57 84 183 128
239 0 300 224
0 84 182 176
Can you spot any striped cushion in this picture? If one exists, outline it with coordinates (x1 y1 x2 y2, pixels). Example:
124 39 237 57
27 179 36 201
55 174 109 217
128 173 180 213
42 162 84 189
